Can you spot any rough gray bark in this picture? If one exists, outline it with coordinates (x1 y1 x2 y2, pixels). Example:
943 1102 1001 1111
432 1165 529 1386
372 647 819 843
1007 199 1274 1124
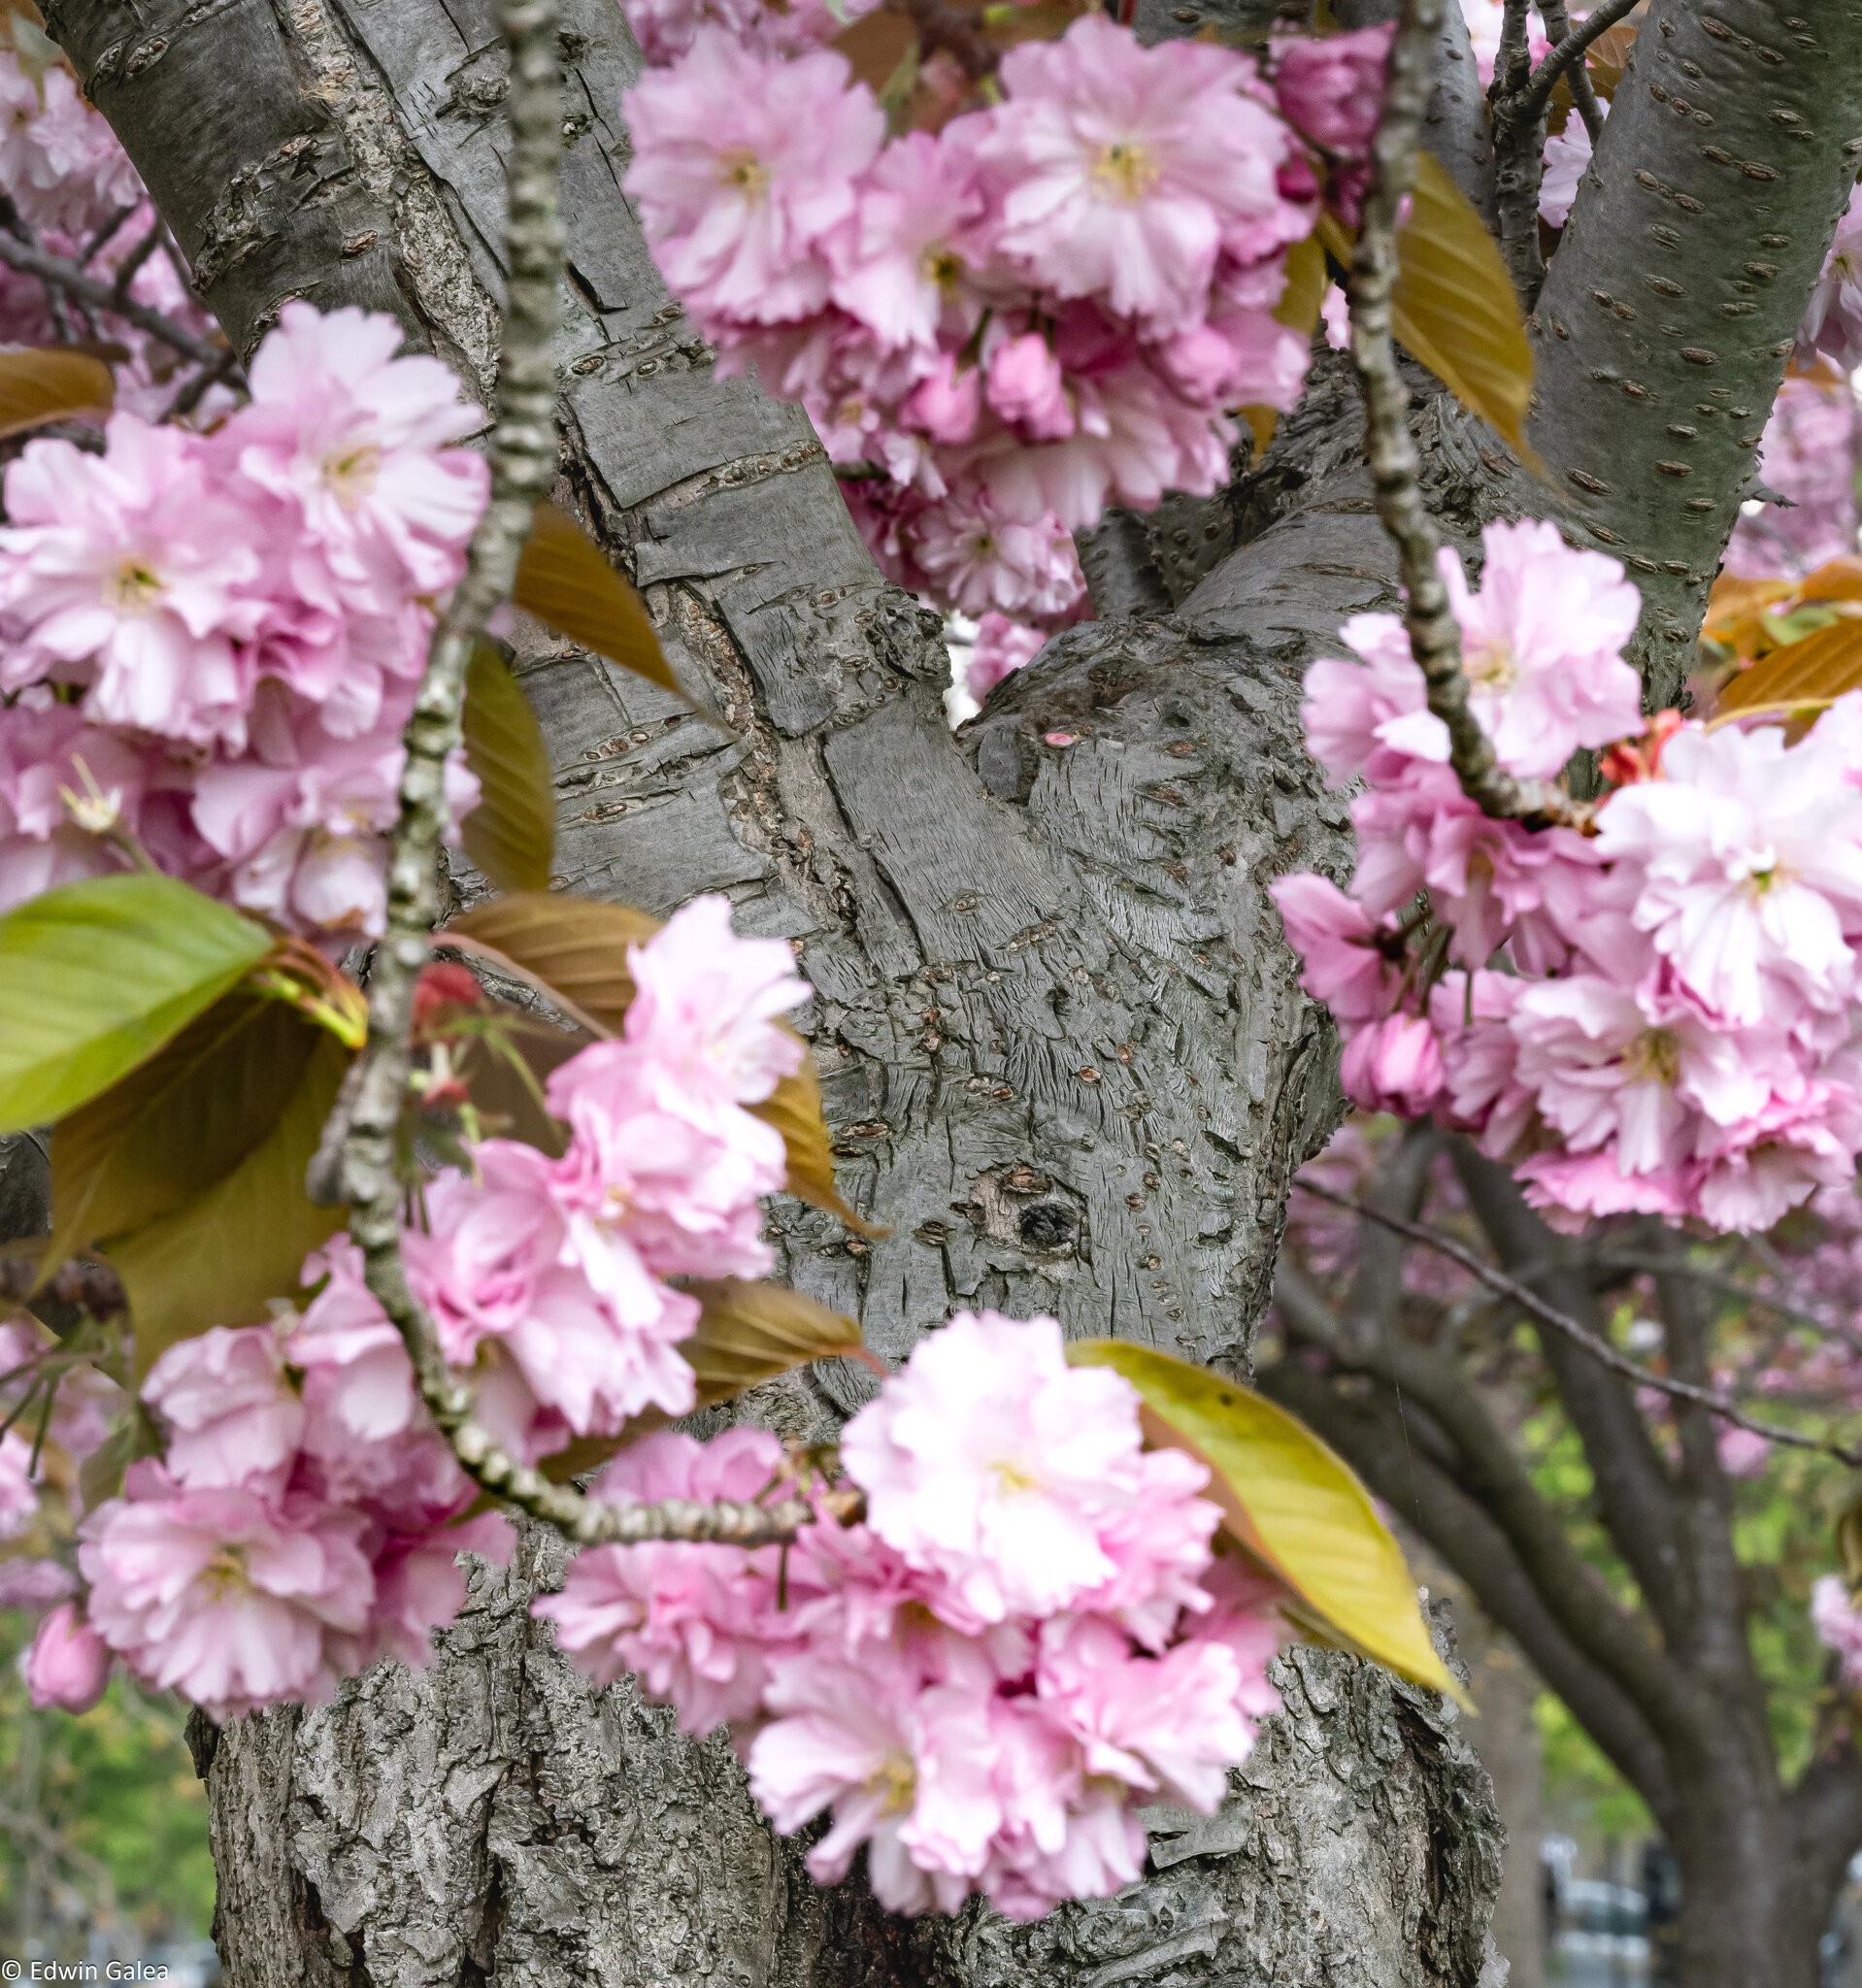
193 1532 1504 1988
43 0 1513 1977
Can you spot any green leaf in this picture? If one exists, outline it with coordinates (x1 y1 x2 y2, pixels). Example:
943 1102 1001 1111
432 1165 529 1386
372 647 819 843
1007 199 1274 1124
461 640 557 893
108 1032 350 1379
1068 1340 1468 1705
1391 150 1538 466
513 502 688 701
0 346 114 440
0 874 274 1135
44 995 324 1276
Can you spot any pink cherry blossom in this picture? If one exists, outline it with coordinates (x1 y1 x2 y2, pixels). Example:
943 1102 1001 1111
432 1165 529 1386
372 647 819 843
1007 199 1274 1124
1539 109 1596 229
536 1428 815 1729
24 1602 113 1713
1437 520 1644 780
623 32 884 327
1725 373 1861 581
620 895 808 1106
986 332 1076 442
1340 1011 1446 1116
830 131 984 354
1817 1574 1862 1689
232 301 488 597
1271 871 1401 1024
912 490 1086 621
0 1427 37 1540
1273 25 1391 161
140 1324 306 1494
978 17 1298 334
1799 185 1862 373
1595 713 1862 1027
404 1139 700 1438
965 613 1045 706
840 1309 1217 1628
79 1465 374 1721
0 53 142 235
0 415 264 747
749 1640 1002 1915
1035 1611 1263 1811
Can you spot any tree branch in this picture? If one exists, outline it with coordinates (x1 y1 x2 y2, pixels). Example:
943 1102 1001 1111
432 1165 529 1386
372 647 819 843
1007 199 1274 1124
1297 1179 1862 1469
1527 0 1862 705
1520 0 1637 128
1485 0 1546 301
0 221 233 374
1446 1151 1707 1652
1274 1260 1712 1755
320 0 820 1553
1348 0 1590 831
1260 1357 1680 1824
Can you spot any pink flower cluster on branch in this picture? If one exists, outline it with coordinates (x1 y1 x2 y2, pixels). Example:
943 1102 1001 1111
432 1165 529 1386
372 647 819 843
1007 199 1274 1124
538 1311 1285 1920
1274 518 1862 1234
0 302 489 942
616 5 1380 624
31 899 811 1715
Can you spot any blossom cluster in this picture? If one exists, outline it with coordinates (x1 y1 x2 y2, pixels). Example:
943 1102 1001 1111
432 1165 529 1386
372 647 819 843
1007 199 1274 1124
18 897 809 1717
1724 370 1861 582
538 1310 1284 1919
1273 517 1862 1234
0 301 488 941
616 3 1386 632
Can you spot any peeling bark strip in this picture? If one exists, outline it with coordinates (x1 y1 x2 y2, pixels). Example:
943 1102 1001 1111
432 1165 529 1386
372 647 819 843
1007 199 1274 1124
1528 0 1862 705
50 0 1509 1974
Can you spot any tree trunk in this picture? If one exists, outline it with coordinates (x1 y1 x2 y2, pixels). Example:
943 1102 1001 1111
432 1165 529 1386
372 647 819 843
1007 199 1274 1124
48 0 1513 1976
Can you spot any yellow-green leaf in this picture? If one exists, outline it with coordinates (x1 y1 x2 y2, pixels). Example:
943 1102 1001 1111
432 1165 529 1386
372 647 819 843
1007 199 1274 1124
682 1276 865 1406
1712 615 1862 720
109 1033 349 1378
44 994 323 1276
0 874 274 1135
1068 1340 1467 1705
0 346 113 440
538 1278 863 1483
462 640 557 892
1392 150 1537 465
751 1057 878 1235
513 502 687 700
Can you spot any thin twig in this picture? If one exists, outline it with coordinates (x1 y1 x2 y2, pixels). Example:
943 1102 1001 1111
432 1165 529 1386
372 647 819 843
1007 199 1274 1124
161 343 242 424
1535 0 1605 140
1348 0 1591 832
1292 1178 1862 1468
77 204 137 268
0 228 230 371
108 218 164 306
1519 0 1639 122
328 0 819 1552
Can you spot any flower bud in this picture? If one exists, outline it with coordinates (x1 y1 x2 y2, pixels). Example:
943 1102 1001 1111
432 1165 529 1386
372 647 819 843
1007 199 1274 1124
25 1601 112 1713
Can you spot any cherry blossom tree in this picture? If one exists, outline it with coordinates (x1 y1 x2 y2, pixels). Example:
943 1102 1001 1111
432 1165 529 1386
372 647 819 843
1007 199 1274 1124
2 0 1862 1980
